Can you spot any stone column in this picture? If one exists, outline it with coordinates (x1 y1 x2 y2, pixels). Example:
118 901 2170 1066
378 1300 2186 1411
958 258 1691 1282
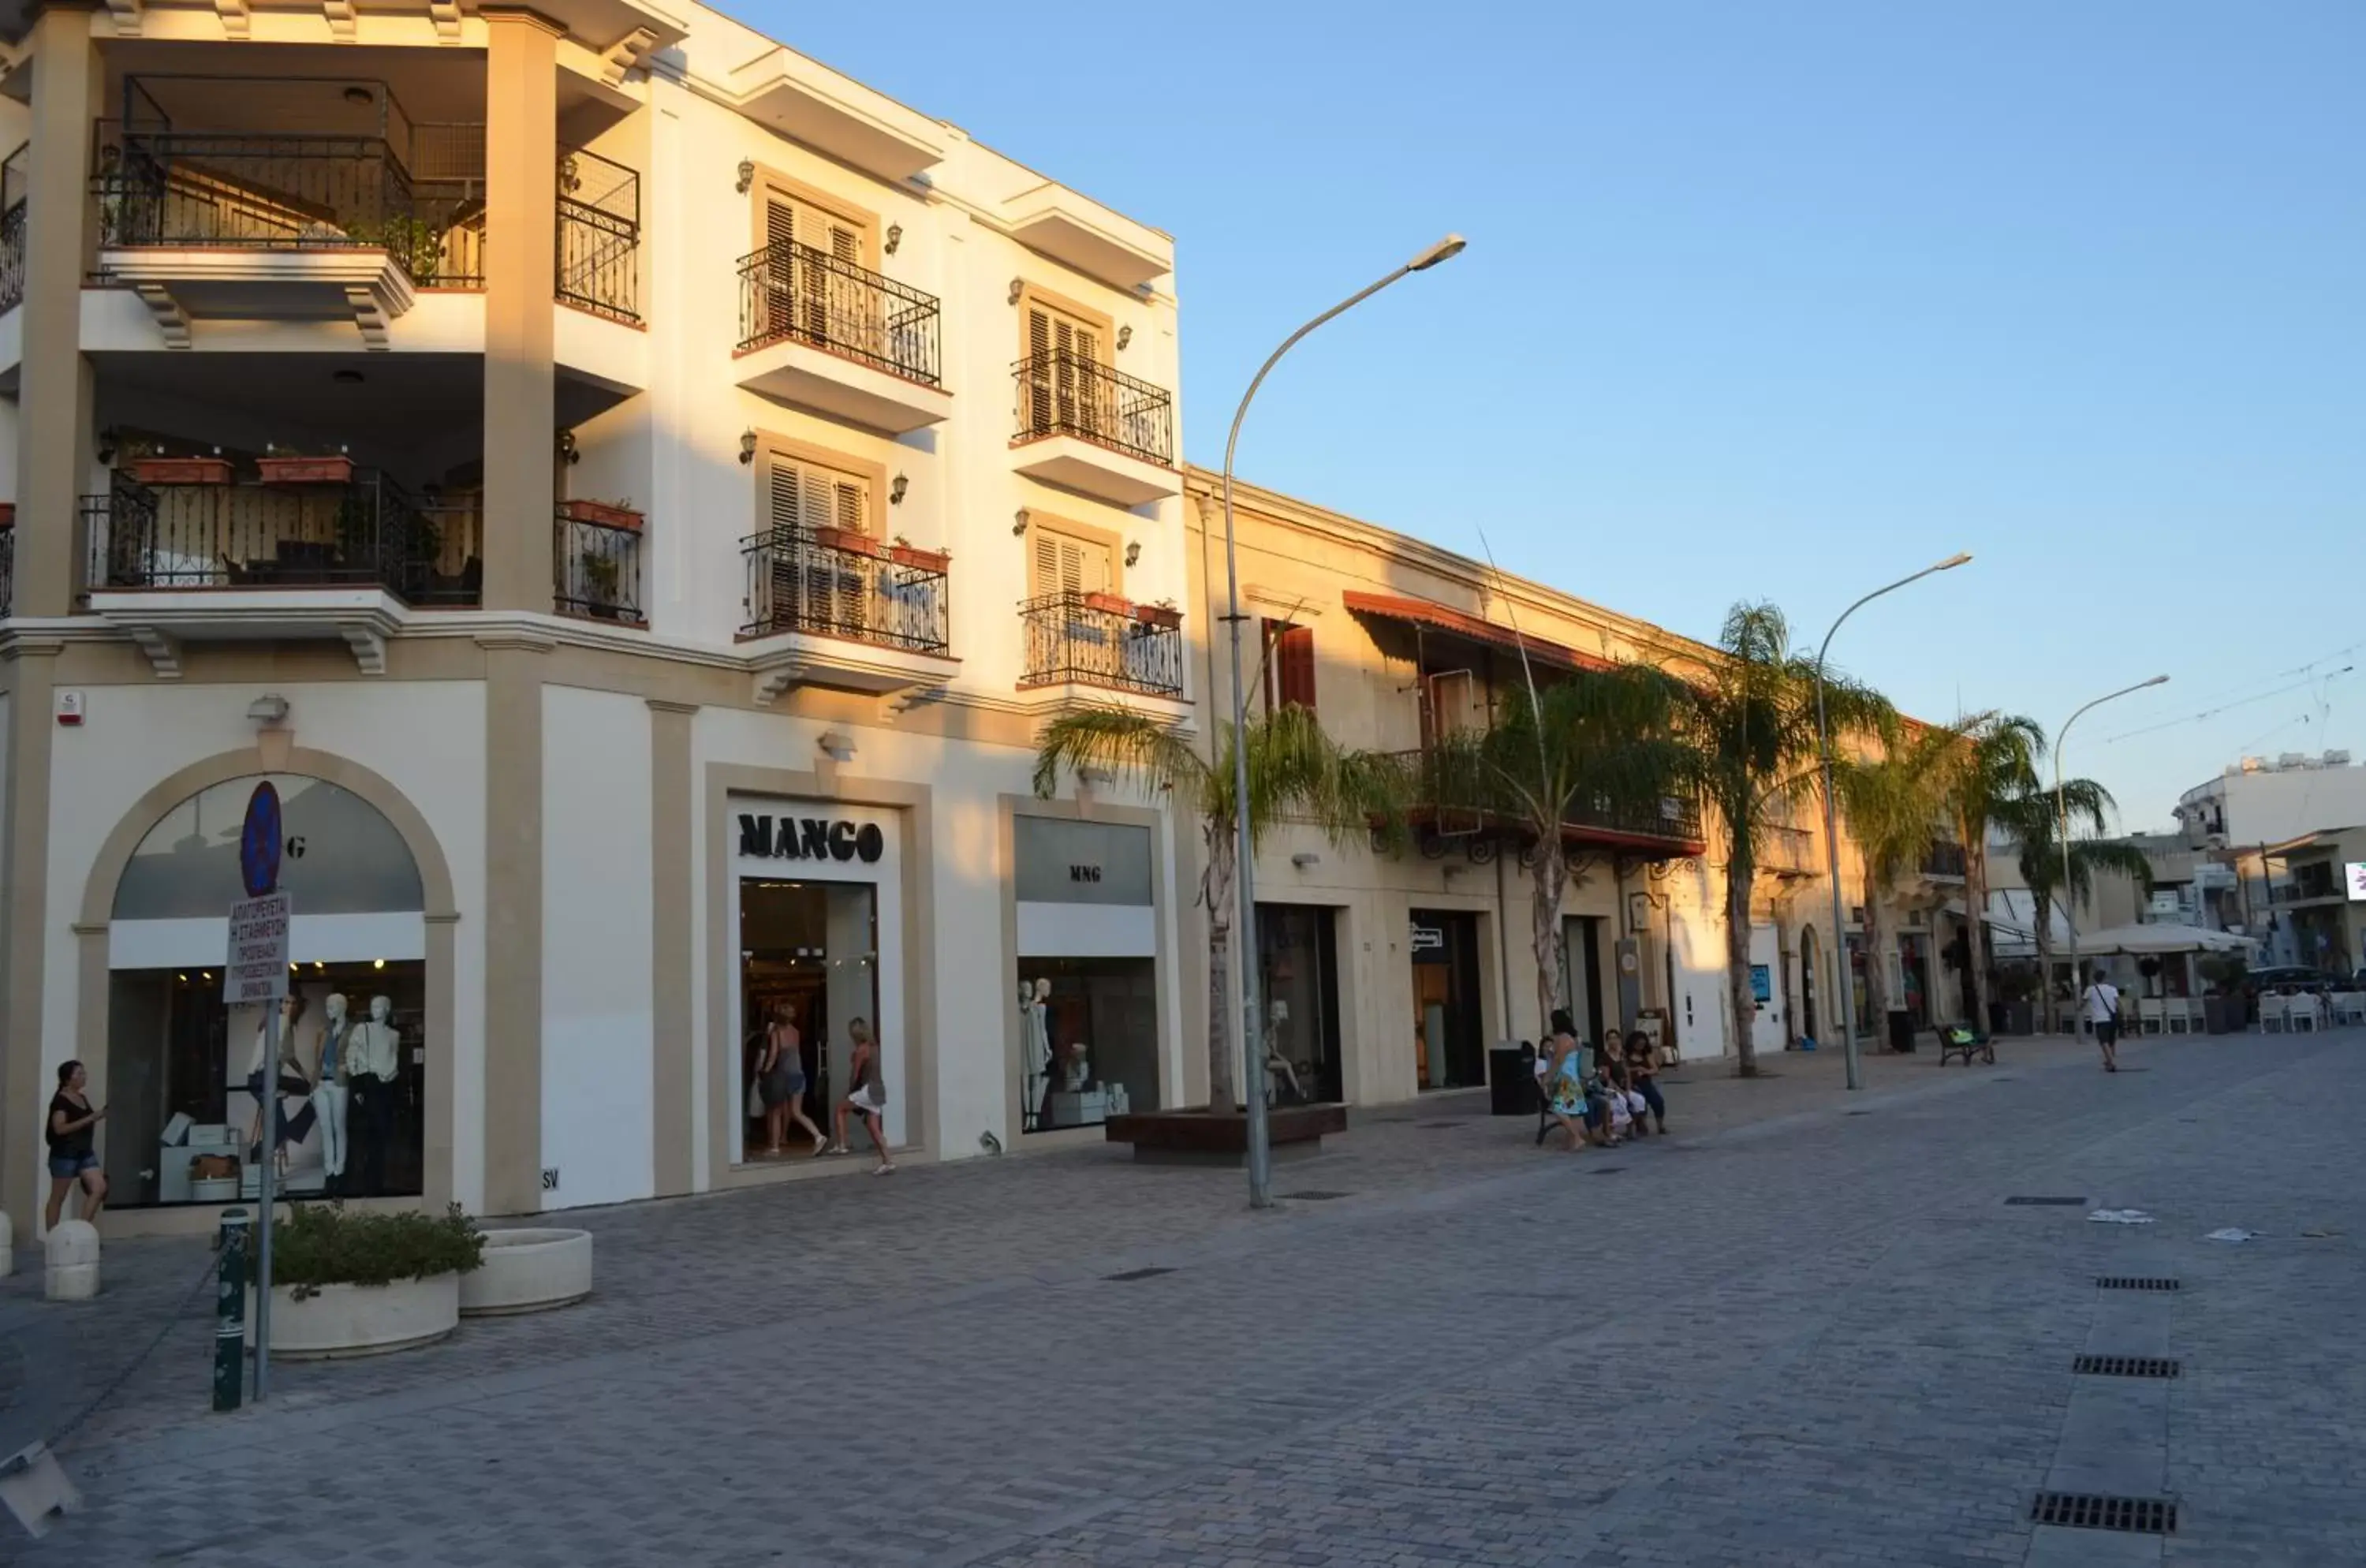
480 11 560 613
16 8 102 618
1 641 62 1227
480 634 547 1213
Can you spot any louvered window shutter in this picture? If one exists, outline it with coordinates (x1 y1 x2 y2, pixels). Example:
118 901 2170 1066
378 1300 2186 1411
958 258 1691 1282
1032 534 1060 598
763 200 797 338
1025 307 1054 435
1279 625 1317 711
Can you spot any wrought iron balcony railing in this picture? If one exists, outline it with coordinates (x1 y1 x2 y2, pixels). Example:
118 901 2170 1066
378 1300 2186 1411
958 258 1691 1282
1019 590 1184 697
739 528 950 655
1012 349 1173 467
1384 746 1704 848
1922 839 1969 878
556 144 638 323
91 125 488 289
735 241 940 385
80 466 465 603
553 508 644 625
0 521 13 618
0 143 24 314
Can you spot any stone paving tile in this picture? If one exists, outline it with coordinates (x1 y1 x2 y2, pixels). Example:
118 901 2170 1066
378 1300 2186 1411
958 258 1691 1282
6 1029 2362 1566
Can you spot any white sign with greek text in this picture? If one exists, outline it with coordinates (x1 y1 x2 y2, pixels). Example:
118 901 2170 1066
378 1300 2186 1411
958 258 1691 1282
225 892 292 1005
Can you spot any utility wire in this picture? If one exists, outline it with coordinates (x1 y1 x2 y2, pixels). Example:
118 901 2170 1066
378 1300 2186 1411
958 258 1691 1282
2100 667 2353 744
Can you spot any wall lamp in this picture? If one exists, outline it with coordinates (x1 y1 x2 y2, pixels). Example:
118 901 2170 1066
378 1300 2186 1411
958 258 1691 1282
890 473 908 506
247 693 290 725
1012 509 1030 537
1291 852 1322 870
1124 541 1140 566
556 429 580 465
1007 278 1024 305
738 429 757 465
734 159 754 194
884 223 902 255
817 730 856 762
1116 325 1132 351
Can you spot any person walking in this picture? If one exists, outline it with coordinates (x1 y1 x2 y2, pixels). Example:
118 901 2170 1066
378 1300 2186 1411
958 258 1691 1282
44 1060 107 1230
1537 1009 1592 1151
758 999 826 1157
830 1017 895 1173
2082 969 2122 1072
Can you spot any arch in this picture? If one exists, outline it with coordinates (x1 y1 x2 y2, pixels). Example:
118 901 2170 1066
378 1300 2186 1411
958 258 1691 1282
80 746 457 929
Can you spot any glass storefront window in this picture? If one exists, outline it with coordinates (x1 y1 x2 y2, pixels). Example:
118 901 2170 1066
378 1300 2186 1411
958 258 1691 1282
1256 904 1340 1105
1019 958 1160 1131
739 878 878 1163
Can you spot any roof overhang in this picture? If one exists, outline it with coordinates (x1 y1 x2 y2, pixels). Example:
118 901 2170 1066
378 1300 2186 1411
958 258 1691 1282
1342 589 1611 672
722 46 946 184
1004 182 1170 292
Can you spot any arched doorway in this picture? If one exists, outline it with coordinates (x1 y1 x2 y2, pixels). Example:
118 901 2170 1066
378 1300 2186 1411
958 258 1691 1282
91 767 446 1213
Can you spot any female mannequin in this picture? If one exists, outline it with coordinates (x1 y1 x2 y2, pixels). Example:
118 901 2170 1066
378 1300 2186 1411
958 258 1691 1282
312 993 352 1189
347 995 401 1195
245 994 310 1174
1022 980 1052 1129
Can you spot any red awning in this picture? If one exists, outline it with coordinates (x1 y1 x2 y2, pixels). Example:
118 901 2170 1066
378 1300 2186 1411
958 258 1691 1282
1342 590 1611 672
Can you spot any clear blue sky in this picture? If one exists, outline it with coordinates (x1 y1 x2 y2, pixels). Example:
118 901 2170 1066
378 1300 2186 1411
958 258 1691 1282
752 0 2365 830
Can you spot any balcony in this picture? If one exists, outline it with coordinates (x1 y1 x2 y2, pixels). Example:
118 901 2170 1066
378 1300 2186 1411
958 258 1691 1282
1384 747 1705 860
0 144 24 318
734 243 949 434
737 527 960 700
0 521 13 618
556 146 640 326
1922 839 1969 879
1760 823 1818 878
1019 591 1185 699
80 464 479 674
1009 351 1178 507
552 506 646 629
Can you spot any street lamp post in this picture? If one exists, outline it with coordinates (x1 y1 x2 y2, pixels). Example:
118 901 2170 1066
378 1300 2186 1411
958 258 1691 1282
1225 233 1465 1210
1816 553 1972 1091
2056 675 2170 1030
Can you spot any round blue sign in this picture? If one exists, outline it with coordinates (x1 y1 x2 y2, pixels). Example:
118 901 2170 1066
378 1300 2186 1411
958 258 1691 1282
240 782 282 898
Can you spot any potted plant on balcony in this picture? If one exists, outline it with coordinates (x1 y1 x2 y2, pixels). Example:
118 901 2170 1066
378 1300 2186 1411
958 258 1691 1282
256 444 356 487
887 535 950 573
559 497 642 532
1083 588 1133 617
578 551 622 619
815 525 883 558
132 447 233 487
1134 598 1181 631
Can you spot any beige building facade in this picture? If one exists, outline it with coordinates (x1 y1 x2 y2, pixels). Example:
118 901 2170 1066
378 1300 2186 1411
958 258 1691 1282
0 0 1202 1231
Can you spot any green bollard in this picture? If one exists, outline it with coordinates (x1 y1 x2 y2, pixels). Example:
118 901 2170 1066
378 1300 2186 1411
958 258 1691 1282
213 1208 248 1413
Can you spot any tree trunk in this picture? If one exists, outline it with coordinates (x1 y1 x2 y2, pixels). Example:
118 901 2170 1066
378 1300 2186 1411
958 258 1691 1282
1531 839 1569 1047
1861 872 1892 1045
1204 834 1239 1114
1726 849 1760 1076
1964 832 1993 1032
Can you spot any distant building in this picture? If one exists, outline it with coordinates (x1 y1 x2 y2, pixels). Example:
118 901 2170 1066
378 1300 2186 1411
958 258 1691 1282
2175 752 2366 848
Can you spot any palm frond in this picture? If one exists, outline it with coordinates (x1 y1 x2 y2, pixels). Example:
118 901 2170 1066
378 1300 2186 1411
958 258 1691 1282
1031 706 1210 810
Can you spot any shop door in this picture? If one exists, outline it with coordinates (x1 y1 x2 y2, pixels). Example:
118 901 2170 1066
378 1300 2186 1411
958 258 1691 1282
1560 915 1605 1047
1411 909 1483 1090
1257 903 1342 1106
1747 922 1786 1058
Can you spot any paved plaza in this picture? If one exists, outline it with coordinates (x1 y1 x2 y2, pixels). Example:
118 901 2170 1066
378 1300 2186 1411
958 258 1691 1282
6 1028 2364 1566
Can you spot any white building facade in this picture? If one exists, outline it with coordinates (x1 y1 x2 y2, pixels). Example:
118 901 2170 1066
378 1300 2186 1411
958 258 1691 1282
0 0 1192 1230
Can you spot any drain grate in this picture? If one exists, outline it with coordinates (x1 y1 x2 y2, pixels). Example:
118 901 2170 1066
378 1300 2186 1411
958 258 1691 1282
2073 1355 2181 1379
2028 1492 2177 1535
1278 1190 1350 1202
1104 1267 1175 1282
2006 1196 2088 1206
2096 1276 2181 1292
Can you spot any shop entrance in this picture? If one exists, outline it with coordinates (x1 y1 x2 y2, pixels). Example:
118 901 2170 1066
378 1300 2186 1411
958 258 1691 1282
739 878 879 1162
1256 903 1342 1106
1559 915 1605 1046
1410 909 1483 1090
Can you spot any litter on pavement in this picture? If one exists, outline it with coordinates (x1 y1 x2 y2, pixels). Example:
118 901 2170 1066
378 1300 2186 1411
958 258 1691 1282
2088 1208 2155 1225
2204 1228 2262 1242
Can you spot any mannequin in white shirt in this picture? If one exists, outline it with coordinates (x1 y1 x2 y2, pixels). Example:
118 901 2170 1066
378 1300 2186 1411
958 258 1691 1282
1022 979 1051 1128
347 995 402 1194
311 993 353 1187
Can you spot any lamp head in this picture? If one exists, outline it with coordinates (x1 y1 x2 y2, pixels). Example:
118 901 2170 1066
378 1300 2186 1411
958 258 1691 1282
2145 674 2170 687
1408 233 1467 271
1935 551 1972 570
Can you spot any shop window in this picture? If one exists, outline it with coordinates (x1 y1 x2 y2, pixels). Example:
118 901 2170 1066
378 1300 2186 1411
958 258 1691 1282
106 774 428 1208
1020 959 1160 1131
1256 904 1340 1104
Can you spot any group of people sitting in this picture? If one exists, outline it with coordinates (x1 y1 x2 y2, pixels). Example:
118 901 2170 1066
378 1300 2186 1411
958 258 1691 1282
1535 1008 1668 1149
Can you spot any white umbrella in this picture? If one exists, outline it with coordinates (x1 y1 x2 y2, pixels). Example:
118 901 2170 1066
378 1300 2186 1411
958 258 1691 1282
2076 922 2259 956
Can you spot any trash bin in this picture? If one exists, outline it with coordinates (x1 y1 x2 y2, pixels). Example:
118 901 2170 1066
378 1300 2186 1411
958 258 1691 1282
1887 1010 1916 1053
1489 1043 1536 1116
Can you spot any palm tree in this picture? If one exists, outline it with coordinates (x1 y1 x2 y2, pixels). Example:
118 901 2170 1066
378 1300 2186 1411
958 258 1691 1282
1032 702 1405 1113
1424 663 1692 1044
1833 721 1965 1047
1945 715 2044 1031
1682 603 1892 1076
1994 780 2149 1032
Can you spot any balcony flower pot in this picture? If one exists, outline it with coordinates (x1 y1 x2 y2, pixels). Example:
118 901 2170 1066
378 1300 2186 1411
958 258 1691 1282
1134 603 1181 631
815 525 883 558
256 454 355 487
459 1228 594 1317
888 543 951 573
1084 590 1133 617
132 457 233 486
560 498 643 532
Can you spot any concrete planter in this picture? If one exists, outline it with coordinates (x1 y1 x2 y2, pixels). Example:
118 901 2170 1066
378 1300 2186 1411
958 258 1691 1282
461 1228 593 1317
1105 1105 1346 1166
248 1274 459 1360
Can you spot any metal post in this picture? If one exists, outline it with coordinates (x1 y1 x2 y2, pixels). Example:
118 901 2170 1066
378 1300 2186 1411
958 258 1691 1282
1814 553 1972 1091
2055 675 2168 1036
252 1003 278 1401
1222 235 1464 1208
212 1208 248 1413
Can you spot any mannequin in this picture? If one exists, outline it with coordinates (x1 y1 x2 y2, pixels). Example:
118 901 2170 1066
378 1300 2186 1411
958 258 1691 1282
1022 979 1052 1129
310 994 353 1189
246 994 312 1173
346 995 401 1196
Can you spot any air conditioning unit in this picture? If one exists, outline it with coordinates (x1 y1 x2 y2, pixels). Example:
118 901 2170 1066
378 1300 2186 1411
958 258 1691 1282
2279 752 2308 770
2325 749 2353 767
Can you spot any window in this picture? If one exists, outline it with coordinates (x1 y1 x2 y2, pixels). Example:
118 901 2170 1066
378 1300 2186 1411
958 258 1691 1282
755 177 875 355
1020 290 1110 441
767 451 871 542
1028 523 1117 600
760 446 882 639
1262 619 1315 712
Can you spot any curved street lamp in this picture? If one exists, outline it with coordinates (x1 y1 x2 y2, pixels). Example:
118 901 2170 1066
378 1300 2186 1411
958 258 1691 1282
1225 234 1465 1209
1816 552 1972 1091
2057 675 2169 1027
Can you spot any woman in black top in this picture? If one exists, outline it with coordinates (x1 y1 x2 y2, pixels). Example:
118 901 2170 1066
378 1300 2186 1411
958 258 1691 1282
44 1058 107 1230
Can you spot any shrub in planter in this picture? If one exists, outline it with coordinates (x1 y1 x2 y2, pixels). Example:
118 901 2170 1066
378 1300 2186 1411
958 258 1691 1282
263 1202 484 1295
